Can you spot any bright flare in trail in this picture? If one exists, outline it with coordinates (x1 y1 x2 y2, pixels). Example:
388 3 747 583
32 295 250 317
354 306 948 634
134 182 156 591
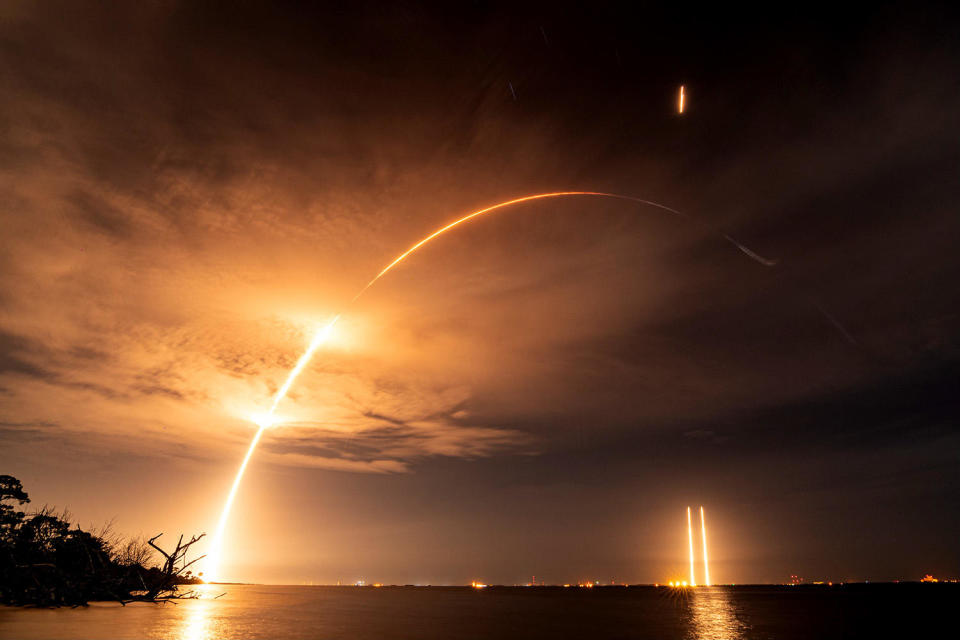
267 316 341 415
207 192 776 580
700 505 711 586
206 316 339 581
678 85 685 114
687 506 696 587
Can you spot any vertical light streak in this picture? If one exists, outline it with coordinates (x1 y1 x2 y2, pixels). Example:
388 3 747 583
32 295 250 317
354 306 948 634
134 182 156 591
206 424 266 582
687 506 696 587
678 85 685 114
700 505 711 586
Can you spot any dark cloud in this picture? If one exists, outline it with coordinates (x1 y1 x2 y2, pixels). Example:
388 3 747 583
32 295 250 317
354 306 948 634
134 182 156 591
0 330 53 379
724 359 960 454
69 189 135 239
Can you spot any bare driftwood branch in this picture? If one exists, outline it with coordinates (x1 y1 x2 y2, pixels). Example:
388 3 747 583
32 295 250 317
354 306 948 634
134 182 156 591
126 532 207 604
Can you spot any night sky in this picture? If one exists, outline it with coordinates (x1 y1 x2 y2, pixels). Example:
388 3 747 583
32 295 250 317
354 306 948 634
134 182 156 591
1 1 959 585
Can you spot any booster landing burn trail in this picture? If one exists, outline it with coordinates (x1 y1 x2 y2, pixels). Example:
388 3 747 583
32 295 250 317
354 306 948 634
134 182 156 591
205 191 776 581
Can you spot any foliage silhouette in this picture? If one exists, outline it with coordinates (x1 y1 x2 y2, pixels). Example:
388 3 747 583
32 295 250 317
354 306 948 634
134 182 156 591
0 474 205 607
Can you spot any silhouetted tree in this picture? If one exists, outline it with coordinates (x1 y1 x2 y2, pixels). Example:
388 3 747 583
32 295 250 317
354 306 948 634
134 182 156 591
0 474 205 607
0 474 29 532
114 535 155 567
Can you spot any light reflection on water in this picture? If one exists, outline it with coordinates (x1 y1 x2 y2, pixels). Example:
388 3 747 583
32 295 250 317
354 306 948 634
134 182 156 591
687 587 744 640
177 584 221 640
0 583 938 639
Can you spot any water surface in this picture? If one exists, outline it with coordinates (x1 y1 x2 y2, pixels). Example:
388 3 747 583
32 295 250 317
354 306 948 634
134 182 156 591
0 583 950 639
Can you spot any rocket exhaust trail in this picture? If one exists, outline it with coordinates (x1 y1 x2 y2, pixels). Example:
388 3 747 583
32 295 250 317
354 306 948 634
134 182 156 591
687 506 696 586
267 316 341 415
206 316 339 580
699 506 711 586
813 302 857 345
207 192 776 580
206 423 266 583
721 233 778 267
700 506 710 586
353 191 775 302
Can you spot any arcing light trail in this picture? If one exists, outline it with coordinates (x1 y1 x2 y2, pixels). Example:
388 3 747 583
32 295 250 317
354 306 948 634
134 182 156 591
206 191 776 581
353 191 776 303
